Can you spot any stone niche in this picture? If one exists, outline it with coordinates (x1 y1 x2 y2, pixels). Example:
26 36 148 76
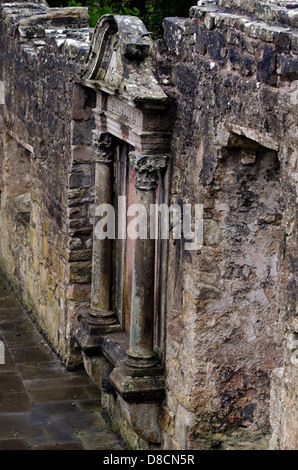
216 132 282 343
74 14 173 449
202 125 284 436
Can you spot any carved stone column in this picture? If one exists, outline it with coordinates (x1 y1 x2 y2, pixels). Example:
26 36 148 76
87 130 118 330
123 152 167 371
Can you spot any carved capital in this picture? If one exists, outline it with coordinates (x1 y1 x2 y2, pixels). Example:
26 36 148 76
92 130 114 164
129 152 167 191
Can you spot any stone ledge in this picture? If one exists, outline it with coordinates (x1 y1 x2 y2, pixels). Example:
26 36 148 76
73 324 103 356
17 7 89 39
74 324 165 404
74 323 125 356
190 1 298 53
1 2 48 18
217 0 298 27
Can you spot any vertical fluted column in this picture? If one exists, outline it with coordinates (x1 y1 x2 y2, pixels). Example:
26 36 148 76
89 130 117 327
124 152 167 370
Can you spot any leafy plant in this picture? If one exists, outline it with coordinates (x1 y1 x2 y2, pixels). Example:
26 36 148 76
51 0 195 36
67 0 83 6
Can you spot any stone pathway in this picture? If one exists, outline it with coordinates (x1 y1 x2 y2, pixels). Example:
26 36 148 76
0 275 125 450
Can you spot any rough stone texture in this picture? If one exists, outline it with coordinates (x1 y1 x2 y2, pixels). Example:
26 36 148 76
156 0 297 450
0 1 92 368
0 0 297 451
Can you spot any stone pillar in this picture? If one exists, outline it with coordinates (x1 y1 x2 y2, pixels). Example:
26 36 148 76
89 130 117 327
124 152 167 371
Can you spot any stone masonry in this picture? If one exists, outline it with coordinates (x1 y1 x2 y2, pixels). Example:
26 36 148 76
0 0 297 450
0 1 92 369
156 0 297 450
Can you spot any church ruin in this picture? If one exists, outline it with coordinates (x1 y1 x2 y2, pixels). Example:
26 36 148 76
0 0 297 450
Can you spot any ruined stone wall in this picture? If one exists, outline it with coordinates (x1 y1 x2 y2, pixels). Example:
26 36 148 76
0 1 93 366
0 0 297 451
156 0 297 450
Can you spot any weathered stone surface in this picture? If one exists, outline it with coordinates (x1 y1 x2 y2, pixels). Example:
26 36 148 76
0 0 91 367
157 0 297 451
0 0 297 452
83 14 168 109
18 7 89 39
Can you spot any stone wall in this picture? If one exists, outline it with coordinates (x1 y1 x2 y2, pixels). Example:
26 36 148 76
0 1 92 367
156 0 297 449
0 0 297 450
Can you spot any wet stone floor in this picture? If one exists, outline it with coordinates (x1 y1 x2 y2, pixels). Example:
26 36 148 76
0 275 125 450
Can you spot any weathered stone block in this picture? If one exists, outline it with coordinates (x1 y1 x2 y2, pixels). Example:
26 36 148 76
72 145 93 163
67 283 91 301
274 31 291 53
18 8 89 39
161 407 176 437
117 395 162 444
257 45 277 85
82 351 110 391
69 248 92 262
69 261 92 284
228 47 255 76
69 172 91 189
277 56 298 81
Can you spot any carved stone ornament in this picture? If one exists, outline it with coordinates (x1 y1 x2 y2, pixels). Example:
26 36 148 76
82 15 168 111
92 130 114 164
129 152 168 190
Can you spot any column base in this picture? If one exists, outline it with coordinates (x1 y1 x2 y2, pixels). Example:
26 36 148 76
123 349 159 371
73 314 122 356
120 356 163 379
84 312 122 335
110 366 165 403
89 307 118 325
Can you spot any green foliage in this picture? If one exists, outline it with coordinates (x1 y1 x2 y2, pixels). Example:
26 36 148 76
67 0 83 5
49 0 195 36
85 1 140 27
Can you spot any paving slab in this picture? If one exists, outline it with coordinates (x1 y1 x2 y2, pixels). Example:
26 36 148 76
0 392 31 413
2 330 43 348
0 276 125 450
0 372 26 392
17 362 68 380
27 386 89 403
0 439 30 450
0 412 45 440
10 346 56 364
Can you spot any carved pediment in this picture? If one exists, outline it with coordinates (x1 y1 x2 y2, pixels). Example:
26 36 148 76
82 14 167 111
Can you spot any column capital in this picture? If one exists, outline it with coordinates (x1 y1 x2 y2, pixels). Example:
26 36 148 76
129 152 168 191
92 130 114 164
